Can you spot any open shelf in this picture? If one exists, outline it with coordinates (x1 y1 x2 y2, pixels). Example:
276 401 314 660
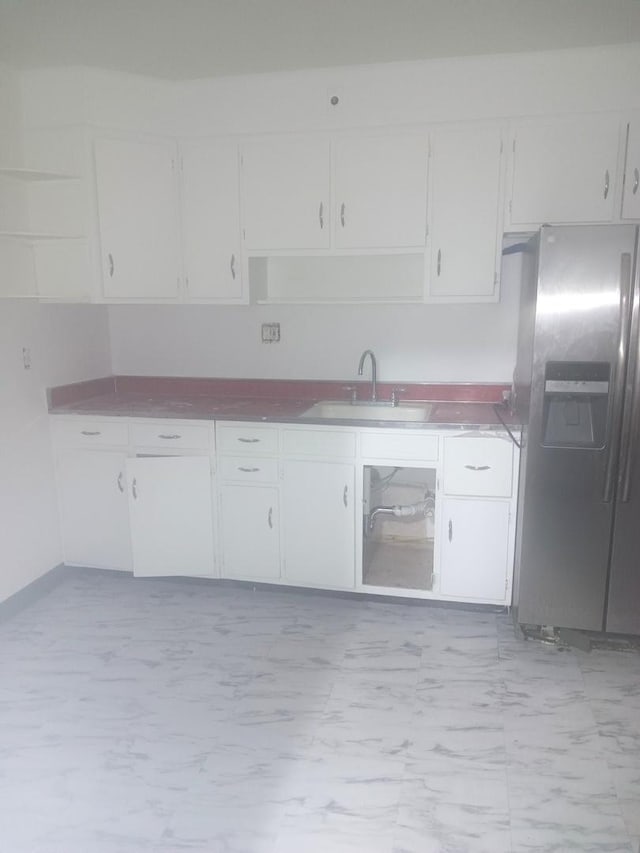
0 167 80 182
250 252 426 303
0 231 86 241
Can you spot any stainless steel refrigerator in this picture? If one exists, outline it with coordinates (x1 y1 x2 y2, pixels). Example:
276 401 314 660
514 224 640 635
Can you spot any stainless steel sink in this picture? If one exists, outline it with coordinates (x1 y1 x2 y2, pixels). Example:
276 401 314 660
301 400 433 422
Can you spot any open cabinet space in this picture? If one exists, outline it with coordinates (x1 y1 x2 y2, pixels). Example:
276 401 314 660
362 464 436 591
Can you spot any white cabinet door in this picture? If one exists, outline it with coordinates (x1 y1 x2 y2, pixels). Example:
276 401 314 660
282 460 355 589
241 135 330 250
181 140 243 301
439 498 510 602
427 124 503 299
95 137 180 299
333 133 428 249
56 450 132 571
509 116 620 226
220 485 280 580
622 120 640 220
127 456 215 577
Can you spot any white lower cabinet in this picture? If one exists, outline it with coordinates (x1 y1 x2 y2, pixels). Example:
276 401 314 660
282 459 355 589
439 497 511 601
52 416 518 604
126 455 215 578
220 485 280 581
56 449 132 571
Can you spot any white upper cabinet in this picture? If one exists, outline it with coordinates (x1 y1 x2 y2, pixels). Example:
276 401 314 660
180 140 244 301
508 116 621 227
94 137 181 299
241 135 331 251
622 119 640 221
333 133 428 249
427 123 504 300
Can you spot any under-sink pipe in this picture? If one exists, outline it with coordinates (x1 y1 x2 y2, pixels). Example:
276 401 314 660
368 496 434 531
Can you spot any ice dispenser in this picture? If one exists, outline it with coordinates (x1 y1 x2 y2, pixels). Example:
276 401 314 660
541 361 610 449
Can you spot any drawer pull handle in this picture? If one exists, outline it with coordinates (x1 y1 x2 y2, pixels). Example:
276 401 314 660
437 248 442 276
230 253 236 280
117 472 124 493
340 202 346 228
604 169 610 200
318 201 324 230
81 430 101 436
634 167 640 195
343 484 348 508
238 466 260 473
464 464 491 471
448 519 453 542
238 437 260 443
158 434 181 440
132 477 138 500
268 507 273 529
108 253 114 277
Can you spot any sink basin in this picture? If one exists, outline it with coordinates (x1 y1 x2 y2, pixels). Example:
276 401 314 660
301 401 433 422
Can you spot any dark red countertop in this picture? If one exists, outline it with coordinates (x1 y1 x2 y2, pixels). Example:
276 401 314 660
47 376 520 430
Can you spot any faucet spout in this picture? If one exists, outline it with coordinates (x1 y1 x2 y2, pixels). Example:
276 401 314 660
357 349 378 402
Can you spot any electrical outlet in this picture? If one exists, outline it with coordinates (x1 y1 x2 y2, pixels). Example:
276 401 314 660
22 347 32 370
262 323 281 343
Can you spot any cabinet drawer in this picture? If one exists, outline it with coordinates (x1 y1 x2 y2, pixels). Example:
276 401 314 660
217 424 279 455
282 428 356 458
219 457 279 483
443 436 513 497
130 421 212 451
360 431 439 461
51 417 129 448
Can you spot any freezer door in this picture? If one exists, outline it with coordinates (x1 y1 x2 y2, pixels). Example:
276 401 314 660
607 230 640 635
517 224 638 631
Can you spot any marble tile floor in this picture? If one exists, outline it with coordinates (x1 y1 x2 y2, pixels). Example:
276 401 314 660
1 570 639 853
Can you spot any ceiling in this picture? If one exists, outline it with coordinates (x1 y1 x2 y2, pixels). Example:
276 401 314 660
1 0 640 81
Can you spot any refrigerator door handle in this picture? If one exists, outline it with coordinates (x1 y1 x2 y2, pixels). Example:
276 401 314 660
604 252 633 503
619 248 640 502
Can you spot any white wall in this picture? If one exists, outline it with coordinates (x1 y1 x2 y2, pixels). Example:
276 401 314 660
20 44 640 134
109 246 522 382
0 302 112 604
0 66 113 603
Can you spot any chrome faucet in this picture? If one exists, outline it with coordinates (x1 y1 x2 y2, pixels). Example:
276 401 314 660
358 349 378 402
